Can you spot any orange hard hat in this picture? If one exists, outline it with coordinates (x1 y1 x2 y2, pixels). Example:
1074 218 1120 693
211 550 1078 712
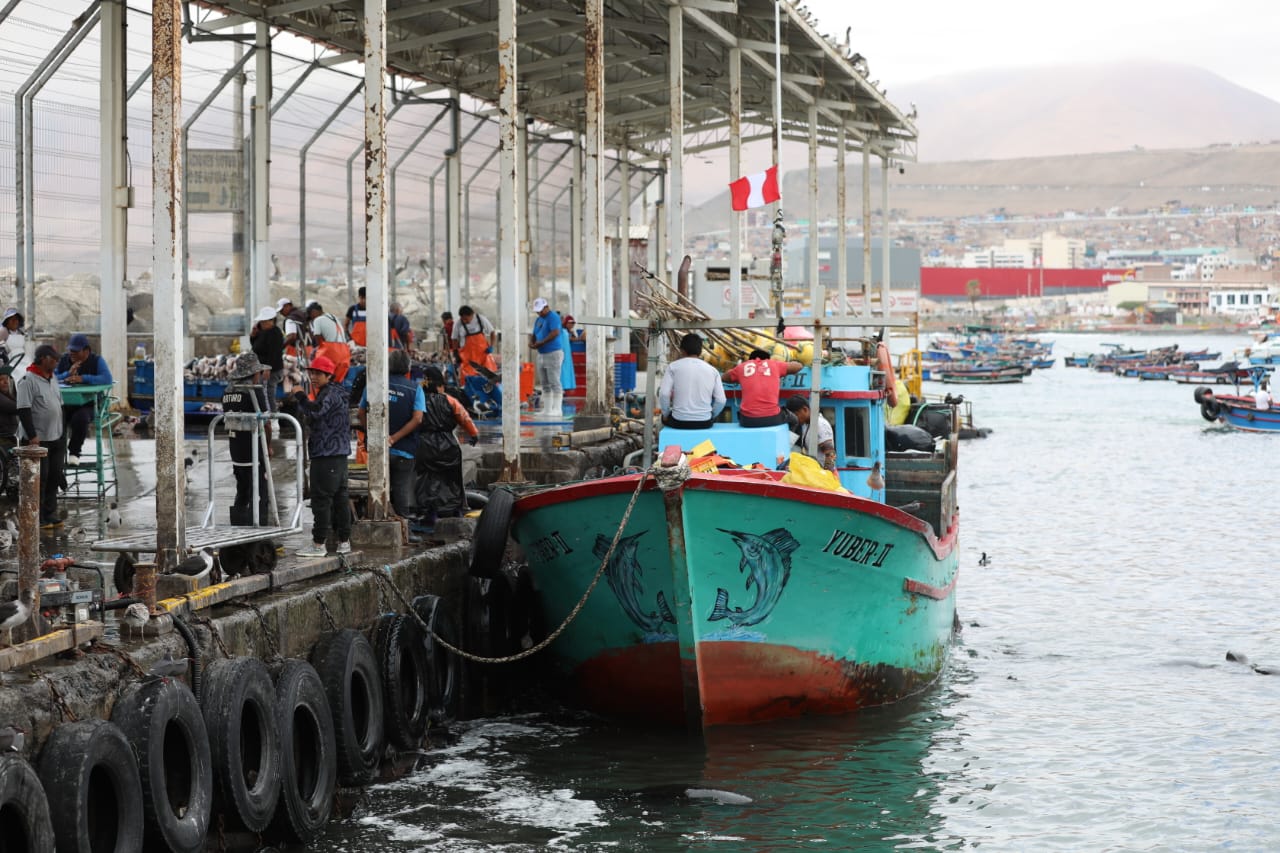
307 355 336 375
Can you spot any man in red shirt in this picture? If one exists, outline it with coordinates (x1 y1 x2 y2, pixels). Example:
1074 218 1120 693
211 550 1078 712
722 348 802 427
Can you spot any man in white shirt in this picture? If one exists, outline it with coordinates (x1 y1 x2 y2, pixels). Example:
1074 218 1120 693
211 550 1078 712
1254 377 1272 411
785 395 837 471
658 334 726 429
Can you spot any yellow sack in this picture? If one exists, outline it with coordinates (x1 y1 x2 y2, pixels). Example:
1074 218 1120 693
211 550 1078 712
782 452 847 492
886 379 911 426
689 439 716 457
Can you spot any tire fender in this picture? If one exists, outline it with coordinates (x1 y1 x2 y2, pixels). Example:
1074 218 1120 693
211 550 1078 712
201 657 282 833
374 614 432 751
877 342 899 408
1192 385 1212 405
268 659 337 845
37 718 144 853
0 754 54 852
311 629 385 786
1201 397 1221 422
412 595 461 725
112 678 213 853
469 488 514 579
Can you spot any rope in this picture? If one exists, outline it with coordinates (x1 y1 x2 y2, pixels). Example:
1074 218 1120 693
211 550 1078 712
356 467 652 665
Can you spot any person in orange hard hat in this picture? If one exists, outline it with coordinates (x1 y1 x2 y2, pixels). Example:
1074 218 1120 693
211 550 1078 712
290 354 352 557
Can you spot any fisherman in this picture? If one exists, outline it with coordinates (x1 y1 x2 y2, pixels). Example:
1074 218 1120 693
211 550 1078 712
563 315 585 341
658 333 726 429
416 365 479 525
306 301 351 383
0 365 18 450
0 308 25 365
17 344 64 529
451 305 497 383
222 352 273 526
345 286 368 347
722 348 802 427
529 297 565 416
250 305 285 410
55 334 113 466
440 311 457 355
290 355 352 557
389 302 414 350
357 349 423 522
1255 376 1272 411
785 396 837 471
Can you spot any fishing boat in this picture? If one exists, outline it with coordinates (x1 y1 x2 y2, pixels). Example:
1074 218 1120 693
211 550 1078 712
938 368 1024 384
510 346 960 728
1194 382 1280 432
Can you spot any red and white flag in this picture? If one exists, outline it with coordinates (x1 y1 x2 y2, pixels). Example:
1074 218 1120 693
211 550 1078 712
728 165 780 211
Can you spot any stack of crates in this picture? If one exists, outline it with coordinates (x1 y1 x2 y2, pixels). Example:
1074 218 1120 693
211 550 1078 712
614 353 637 394
565 339 586 400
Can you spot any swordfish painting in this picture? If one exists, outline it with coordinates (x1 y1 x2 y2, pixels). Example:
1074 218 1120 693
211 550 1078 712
708 528 800 627
592 532 675 637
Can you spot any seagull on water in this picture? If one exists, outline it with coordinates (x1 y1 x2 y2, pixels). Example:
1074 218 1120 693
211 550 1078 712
978 552 991 567
121 602 150 641
0 590 34 647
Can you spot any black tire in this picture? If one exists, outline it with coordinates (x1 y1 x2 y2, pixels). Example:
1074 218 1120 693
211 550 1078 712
412 595 461 725
201 657 282 833
468 487 514 579
1201 397 1221 422
219 544 249 576
465 574 517 660
1192 385 1212 405
268 659 337 845
37 718 144 853
310 628 385 786
248 540 279 574
374 614 432 750
113 552 136 595
0 754 54 852
111 678 213 853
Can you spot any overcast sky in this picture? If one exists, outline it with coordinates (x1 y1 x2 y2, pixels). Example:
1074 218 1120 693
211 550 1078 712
803 0 1280 103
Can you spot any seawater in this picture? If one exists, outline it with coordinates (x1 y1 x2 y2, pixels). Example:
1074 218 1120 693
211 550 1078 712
313 332 1280 852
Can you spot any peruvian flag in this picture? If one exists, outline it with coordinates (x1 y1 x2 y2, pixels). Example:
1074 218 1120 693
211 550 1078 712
729 165 780 211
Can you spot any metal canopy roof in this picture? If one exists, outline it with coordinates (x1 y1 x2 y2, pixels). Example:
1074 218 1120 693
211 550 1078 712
190 0 917 161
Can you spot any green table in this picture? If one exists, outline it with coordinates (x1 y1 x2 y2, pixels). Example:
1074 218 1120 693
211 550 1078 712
59 383 117 500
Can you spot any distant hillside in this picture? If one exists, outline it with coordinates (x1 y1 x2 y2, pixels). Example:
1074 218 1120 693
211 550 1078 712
899 62 1280 162
686 142 1280 229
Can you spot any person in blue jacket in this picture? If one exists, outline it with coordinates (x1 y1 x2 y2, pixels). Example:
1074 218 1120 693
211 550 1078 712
55 333 113 466
529 297 565 417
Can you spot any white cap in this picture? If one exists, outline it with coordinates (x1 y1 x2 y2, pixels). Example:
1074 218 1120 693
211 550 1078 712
255 306 277 324
532 297 549 313
276 297 293 311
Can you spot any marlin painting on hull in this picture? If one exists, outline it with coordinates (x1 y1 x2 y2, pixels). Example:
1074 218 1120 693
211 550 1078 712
512 353 962 729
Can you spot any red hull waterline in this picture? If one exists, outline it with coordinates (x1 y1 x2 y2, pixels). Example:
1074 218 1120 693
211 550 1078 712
573 640 945 727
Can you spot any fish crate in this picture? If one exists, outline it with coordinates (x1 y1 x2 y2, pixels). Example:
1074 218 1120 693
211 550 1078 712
614 353 637 393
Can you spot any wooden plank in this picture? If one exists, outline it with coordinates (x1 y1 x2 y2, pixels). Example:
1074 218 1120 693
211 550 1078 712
154 574 272 618
0 622 105 672
269 557 344 590
886 470 947 485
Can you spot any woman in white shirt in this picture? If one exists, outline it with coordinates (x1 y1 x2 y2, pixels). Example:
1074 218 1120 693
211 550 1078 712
0 308 25 365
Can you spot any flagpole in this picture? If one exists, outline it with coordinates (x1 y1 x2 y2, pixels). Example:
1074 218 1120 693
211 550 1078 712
769 0 786 325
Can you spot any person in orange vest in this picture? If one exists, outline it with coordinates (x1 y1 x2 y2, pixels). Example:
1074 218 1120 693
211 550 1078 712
451 305 496 382
344 286 368 347
306 301 351 384
389 302 414 350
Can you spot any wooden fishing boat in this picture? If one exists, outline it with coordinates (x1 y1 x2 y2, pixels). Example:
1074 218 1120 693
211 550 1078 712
510 356 960 728
938 369 1024 384
1194 384 1280 432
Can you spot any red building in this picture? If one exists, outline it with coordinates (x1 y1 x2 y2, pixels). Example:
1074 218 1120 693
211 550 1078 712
921 268 1129 300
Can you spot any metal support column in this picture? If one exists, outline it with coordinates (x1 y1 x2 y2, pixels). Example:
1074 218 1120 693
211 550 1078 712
347 101 403 304
668 5 684 290
363 0 390 516
835 126 847 319
251 22 272 313
861 146 872 313
446 88 463 313
570 130 582 315
728 45 742 318
231 29 245 308
299 83 362 304
807 104 820 316
496 0 523 481
881 152 891 332
153 0 186 569
100 0 128 388
582 0 607 415
617 139 631 354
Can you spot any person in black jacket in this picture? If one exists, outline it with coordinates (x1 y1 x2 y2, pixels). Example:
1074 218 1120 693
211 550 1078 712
221 352 273 525
0 365 17 449
250 306 285 411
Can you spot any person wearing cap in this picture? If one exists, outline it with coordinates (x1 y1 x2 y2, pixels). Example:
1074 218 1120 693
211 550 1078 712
529 297 566 417
55 334 113 466
290 354 353 557
440 311 457 355
563 315 585 342
222 352 274 525
722 348 802 428
658 333 726 429
0 308 25 365
785 395 837 471
17 344 65 528
250 306 285 411
389 302 414 350
306 301 351 383
416 364 478 524
345 287 368 347
451 305 496 383
357 349 424 524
